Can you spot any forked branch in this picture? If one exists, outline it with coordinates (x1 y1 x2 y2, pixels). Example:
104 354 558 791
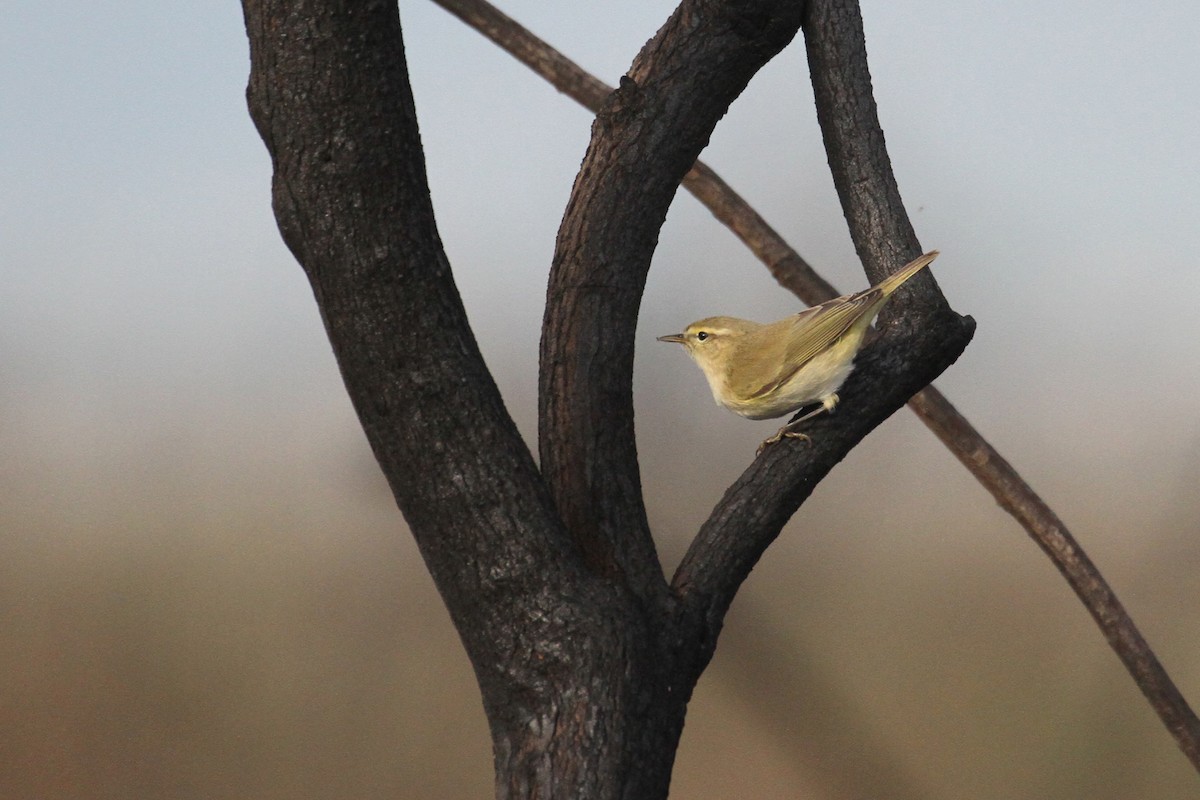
430 0 1200 770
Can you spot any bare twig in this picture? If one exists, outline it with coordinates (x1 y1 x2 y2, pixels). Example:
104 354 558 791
429 0 1200 771
908 388 1200 766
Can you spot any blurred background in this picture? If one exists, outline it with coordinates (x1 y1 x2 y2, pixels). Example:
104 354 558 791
4 1 1200 797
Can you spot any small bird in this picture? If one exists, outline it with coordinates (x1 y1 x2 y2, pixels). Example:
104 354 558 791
657 250 939 452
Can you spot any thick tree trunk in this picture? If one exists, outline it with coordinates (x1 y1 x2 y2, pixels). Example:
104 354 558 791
240 0 972 797
237 2 706 795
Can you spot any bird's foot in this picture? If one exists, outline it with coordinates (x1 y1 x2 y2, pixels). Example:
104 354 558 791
756 426 812 456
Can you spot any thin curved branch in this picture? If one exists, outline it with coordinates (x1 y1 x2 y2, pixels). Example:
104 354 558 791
909 388 1200 768
535 0 804 596
431 0 611 110
430 0 1200 770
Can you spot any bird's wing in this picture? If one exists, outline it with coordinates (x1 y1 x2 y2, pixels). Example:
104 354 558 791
741 289 883 399
784 290 882 364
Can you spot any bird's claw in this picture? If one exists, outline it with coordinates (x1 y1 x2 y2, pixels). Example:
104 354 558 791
756 428 812 456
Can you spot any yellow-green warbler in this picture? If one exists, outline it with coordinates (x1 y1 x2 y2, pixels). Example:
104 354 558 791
657 251 939 452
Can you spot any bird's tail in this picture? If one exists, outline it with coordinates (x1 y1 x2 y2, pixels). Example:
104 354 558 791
876 250 940 297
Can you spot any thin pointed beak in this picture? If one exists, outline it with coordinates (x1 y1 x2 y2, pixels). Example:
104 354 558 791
657 333 686 344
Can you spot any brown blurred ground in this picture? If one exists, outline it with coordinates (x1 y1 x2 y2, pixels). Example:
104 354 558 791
2 390 1199 799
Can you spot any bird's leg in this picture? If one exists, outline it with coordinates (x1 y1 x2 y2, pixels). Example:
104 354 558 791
756 394 840 455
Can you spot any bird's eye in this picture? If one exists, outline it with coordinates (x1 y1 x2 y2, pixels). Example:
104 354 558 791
696 331 709 342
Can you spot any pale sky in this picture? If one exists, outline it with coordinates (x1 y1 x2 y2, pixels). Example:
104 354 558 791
5 1 1199 443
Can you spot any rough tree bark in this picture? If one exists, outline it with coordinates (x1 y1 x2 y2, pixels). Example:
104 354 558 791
241 0 973 797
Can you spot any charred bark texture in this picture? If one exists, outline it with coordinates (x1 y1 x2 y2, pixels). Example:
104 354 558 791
538 0 806 595
240 0 973 797
241 1 649 795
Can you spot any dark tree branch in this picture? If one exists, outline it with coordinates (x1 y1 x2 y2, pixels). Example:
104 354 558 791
536 0 804 598
804 0 922 286
242 0 566 592
241 2 806 796
672 0 973 668
427 0 1200 771
241 3 649 792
